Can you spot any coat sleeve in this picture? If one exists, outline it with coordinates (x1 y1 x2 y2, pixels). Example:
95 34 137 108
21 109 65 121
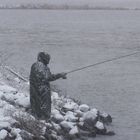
46 68 62 82
34 62 62 82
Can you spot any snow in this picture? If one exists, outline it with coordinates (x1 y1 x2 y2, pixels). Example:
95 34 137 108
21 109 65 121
51 92 59 100
14 94 30 108
79 104 89 112
69 126 79 135
0 121 10 129
0 85 17 93
95 121 104 130
0 129 8 139
83 109 98 121
0 73 113 139
52 113 64 123
60 121 75 130
63 101 78 111
64 111 78 122
51 109 60 116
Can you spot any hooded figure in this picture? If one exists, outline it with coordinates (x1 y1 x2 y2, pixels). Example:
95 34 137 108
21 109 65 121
30 52 66 120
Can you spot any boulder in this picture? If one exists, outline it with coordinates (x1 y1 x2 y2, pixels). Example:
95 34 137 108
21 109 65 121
0 85 17 94
0 129 8 139
99 112 112 124
63 102 78 112
51 109 60 116
60 121 75 131
95 121 106 135
79 104 89 112
74 110 84 117
52 122 61 132
69 126 79 138
0 121 10 129
15 95 30 108
64 111 78 122
83 109 98 129
51 92 59 100
52 113 64 123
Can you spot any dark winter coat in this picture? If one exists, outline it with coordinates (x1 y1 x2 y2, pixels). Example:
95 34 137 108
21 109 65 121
29 60 62 119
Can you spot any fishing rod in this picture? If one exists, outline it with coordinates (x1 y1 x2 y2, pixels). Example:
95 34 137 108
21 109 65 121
4 66 28 82
3 51 139 81
66 51 140 74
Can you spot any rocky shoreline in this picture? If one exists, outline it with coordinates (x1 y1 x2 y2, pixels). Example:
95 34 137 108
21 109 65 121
0 72 115 140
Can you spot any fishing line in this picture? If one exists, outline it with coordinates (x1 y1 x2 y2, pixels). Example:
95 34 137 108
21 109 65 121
66 51 140 74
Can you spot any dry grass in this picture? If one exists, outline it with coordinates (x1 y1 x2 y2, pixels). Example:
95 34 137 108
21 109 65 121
13 112 46 138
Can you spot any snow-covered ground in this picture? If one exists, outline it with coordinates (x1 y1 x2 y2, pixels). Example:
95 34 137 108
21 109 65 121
0 72 114 139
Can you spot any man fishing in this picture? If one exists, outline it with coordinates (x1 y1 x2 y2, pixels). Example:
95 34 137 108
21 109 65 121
29 52 67 120
29 50 138 121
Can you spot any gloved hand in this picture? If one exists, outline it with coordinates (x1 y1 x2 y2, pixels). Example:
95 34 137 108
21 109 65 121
60 72 67 79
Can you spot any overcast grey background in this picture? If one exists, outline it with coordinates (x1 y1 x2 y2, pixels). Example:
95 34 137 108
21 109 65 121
0 0 140 8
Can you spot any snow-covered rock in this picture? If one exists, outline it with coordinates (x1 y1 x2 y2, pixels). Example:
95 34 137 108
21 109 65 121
52 122 61 132
64 111 78 122
83 108 98 128
83 109 98 122
63 102 78 111
0 121 10 129
0 116 16 126
69 126 79 135
95 121 106 134
74 109 84 117
51 92 59 100
52 113 64 123
14 95 30 108
0 85 17 93
51 109 60 116
79 104 89 112
95 121 104 130
0 129 8 139
60 121 75 131
100 112 112 124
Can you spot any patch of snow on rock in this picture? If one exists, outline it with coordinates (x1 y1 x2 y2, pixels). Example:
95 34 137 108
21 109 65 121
65 111 78 122
83 108 98 121
63 102 78 111
69 126 79 135
0 85 17 93
79 104 89 112
0 129 8 139
51 92 59 100
14 93 30 108
52 113 64 123
0 121 10 129
95 121 104 130
60 121 75 131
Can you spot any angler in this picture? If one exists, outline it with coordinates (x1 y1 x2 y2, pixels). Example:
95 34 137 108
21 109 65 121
29 52 67 120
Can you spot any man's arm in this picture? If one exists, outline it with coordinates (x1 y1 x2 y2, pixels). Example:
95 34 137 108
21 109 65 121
47 72 67 82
